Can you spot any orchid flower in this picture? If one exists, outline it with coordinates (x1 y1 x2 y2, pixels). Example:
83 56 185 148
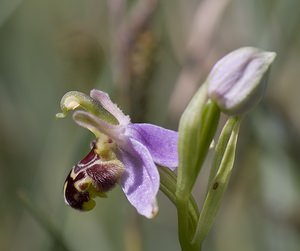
59 89 178 218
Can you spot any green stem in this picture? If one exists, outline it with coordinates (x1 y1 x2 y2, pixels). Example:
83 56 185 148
159 166 198 250
159 167 199 251
177 198 192 251
158 166 199 234
192 117 241 249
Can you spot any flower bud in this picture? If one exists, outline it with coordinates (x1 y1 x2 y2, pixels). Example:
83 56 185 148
207 47 276 115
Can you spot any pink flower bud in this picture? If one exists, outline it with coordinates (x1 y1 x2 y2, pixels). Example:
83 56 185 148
208 47 276 115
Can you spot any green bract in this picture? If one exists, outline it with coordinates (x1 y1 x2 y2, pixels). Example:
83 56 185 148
176 83 220 249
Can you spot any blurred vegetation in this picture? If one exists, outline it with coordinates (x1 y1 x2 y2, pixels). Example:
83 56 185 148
0 0 300 250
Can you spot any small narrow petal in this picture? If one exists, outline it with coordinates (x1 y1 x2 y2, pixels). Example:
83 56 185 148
127 123 178 170
118 139 160 218
90 89 130 126
73 110 125 143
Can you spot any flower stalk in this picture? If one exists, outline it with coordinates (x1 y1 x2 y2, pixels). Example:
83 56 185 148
158 166 199 236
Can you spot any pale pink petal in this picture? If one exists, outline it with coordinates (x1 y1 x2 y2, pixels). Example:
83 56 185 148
118 139 160 218
127 123 178 170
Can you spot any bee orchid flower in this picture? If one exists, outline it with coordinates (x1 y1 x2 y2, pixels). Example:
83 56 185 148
58 89 178 218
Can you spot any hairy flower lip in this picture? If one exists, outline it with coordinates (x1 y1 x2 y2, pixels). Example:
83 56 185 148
64 145 124 212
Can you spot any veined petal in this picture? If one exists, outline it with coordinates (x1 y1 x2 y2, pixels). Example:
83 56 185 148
118 139 160 218
90 89 130 126
127 124 178 170
73 110 126 143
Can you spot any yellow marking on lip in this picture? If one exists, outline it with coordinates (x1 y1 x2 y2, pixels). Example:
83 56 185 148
70 169 77 179
82 199 96 211
74 176 93 192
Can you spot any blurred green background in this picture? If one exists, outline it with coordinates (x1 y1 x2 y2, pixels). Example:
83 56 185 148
1 0 300 250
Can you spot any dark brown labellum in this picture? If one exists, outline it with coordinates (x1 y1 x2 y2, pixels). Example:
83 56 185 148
63 143 124 211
